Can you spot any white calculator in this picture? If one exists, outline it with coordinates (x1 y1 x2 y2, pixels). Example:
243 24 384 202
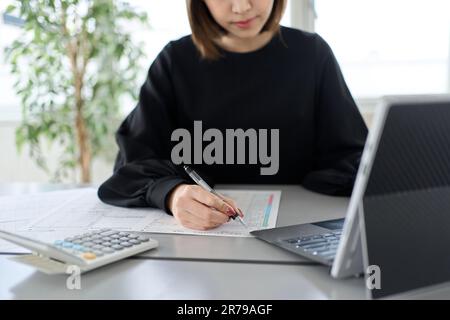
0 229 158 274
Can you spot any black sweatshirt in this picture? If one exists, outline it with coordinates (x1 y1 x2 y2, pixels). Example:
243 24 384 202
98 26 368 213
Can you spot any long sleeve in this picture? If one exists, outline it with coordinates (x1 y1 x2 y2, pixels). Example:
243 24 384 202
98 43 189 212
301 36 368 196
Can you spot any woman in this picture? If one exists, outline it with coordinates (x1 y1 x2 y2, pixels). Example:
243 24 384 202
98 0 368 231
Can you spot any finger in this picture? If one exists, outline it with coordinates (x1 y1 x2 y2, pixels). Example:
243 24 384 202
180 209 223 230
184 220 221 231
186 200 229 225
175 210 208 230
173 196 227 228
221 197 244 217
191 187 236 216
181 218 210 231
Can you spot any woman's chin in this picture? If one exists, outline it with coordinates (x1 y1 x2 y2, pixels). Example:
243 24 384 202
229 27 264 40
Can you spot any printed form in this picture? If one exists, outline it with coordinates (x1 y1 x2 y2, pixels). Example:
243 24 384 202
142 190 280 236
0 188 281 253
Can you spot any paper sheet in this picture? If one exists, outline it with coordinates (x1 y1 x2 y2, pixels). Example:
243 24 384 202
0 189 97 253
142 190 281 237
0 188 280 253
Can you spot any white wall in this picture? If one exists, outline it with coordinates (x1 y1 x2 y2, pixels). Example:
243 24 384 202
290 0 316 32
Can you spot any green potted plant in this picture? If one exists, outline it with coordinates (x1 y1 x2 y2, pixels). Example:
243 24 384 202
5 0 148 183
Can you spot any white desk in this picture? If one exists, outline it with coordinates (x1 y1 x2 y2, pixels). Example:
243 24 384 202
1 184 449 299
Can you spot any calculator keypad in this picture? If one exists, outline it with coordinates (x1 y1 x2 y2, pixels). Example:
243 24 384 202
54 229 150 260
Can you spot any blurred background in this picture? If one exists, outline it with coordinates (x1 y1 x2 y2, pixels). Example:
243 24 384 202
0 0 449 185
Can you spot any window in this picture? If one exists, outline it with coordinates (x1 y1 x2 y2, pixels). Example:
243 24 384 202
315 0 450 105
125 0 191 67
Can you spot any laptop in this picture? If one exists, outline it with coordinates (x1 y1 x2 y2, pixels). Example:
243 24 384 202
251 95 450 283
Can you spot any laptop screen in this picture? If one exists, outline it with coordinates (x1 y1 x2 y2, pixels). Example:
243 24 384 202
362 99 450 299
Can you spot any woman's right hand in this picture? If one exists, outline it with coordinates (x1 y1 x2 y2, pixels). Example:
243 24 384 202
167 184 243 231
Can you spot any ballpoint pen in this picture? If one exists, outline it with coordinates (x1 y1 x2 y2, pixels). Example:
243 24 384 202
183 165 247 228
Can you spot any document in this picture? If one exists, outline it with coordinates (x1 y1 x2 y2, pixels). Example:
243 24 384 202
0 190 95 253
142 190 281 237
0 188 281 253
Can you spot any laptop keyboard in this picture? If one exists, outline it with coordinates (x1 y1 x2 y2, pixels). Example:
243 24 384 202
282 230 342 261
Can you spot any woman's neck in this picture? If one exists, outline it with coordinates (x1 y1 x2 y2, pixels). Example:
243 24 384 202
216 31 275 53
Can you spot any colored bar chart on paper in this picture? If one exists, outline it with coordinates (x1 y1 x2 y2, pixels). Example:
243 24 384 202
218 190 280 235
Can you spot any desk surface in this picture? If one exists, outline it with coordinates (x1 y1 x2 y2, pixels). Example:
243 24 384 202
1 183 449 299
